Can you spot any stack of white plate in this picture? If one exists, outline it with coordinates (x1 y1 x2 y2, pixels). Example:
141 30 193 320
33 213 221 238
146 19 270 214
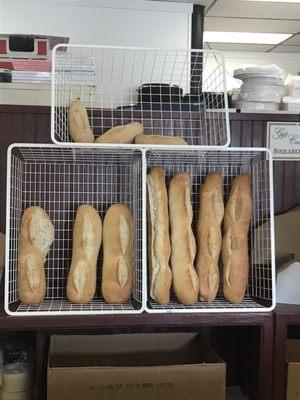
233 65 286 111
282 75 300 111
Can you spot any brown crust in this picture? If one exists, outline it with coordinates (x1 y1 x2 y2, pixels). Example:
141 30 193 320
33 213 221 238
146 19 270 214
147 167 172 305
196 172 224 302
69 100 94 143
102 204 133 304
67 205 102 304
135 134 187 145
222 174 252 304
169 172 199 305
18 206 54 305
95 122 143 143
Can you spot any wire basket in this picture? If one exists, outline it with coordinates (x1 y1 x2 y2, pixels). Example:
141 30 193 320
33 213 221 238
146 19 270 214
5 145 144 316
144 148 275 313
51 45 230 147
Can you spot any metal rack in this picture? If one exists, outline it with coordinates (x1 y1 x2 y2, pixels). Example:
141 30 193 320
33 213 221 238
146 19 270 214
51 45 230 147
145 148 275 313
5 145 144 316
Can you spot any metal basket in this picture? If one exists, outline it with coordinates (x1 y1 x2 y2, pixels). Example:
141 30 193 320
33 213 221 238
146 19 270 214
5 145 144 316
144 148 275 313
51 45 230 147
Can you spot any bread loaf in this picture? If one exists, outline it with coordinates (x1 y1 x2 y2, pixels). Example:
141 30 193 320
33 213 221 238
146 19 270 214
69 100 94 143
135 134 187 145
169 172 199 305
102 204 133 303
95 122 143 144
196 172 224 302
18 206 54 304
222 174 252 304
147 167 172 305
67 205 102 304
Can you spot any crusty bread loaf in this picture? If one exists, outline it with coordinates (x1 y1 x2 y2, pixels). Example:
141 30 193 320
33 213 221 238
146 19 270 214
135 134 187 145
222 174 252 304
169 172 199 305
69 100 94 143
67 205 102 304
147 167 172 305
196 172 224 302
95 122 143 144
18 206 54 304
102 204 133 303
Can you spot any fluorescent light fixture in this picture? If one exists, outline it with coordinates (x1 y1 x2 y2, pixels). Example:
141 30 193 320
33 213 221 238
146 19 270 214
246 0 300 2
203 31 292 44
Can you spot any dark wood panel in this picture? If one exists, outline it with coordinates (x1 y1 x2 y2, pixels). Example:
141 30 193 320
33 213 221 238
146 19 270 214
0 106 300 233
0 106 51 233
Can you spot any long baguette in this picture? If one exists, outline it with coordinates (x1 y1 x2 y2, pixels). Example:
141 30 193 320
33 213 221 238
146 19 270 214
67 205 102 304
69 100 94 143
95 122 143 144
169 172 199 305
18 206 54 304
196 172 224 302
102 204 133 303
222 174 252 304
135 134 187 145
147 167 172 305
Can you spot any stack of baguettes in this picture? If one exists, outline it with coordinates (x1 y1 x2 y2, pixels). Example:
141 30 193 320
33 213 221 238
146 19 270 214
18 204 133 306
147 167 252 306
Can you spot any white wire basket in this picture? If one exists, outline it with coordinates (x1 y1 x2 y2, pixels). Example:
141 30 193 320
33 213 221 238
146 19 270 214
51 44 230 147
144 148 275 313
5 144 144 316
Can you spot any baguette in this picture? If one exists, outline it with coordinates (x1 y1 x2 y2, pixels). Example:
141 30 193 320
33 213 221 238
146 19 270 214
135 134 187 146
67 205 102 304
222 174 252 304
169 172 199 305
196 172 224 302
95 122 143 144
102 204 133 303
18 206 54 304
69 100 94 143
147 167 172 305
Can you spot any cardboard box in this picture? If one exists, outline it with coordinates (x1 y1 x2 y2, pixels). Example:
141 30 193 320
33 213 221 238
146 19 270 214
0 232 5 284
286 339 300 399
253 207 300 265
274 208 300 262
47 333 226 400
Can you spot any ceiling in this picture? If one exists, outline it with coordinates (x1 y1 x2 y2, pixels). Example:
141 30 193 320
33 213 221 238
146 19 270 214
150 0 300 52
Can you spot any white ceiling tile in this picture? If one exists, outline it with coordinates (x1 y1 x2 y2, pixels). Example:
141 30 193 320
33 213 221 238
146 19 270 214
284 34 300 45
205 16 300 34
204 42 272 51
207 0 300 19
270 45 300 53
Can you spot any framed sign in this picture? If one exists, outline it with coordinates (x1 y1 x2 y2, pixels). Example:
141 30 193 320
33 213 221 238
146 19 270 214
267 122 300 160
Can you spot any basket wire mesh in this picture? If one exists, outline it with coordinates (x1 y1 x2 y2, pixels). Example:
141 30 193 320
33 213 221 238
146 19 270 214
6 145 144 315
52 45 230 147
145 149 275 313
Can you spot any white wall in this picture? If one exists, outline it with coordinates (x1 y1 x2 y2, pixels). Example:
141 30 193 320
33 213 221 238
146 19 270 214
0 0 192 48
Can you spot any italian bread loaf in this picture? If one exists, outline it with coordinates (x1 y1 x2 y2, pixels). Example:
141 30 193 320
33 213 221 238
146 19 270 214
67 205 102 304
147 167 172 305
95 122 143 144
18 206 54 304
102 204 133 303
222 174 252 304
135 134 187 145
196 172 224 302
69 100 94 143
169 172 199 305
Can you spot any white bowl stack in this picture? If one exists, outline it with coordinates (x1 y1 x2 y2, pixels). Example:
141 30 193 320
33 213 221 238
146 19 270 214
282 75 300 111
233 65 286 111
